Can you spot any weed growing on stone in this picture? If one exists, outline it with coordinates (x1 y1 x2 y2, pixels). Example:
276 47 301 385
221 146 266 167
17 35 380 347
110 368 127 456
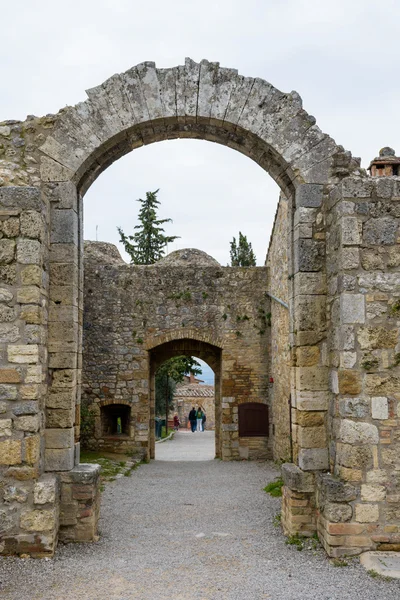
272 513 281 527
367 569 393 581
331 558 349 567
285 534 305 551
390 300 400 316
263 477 283 497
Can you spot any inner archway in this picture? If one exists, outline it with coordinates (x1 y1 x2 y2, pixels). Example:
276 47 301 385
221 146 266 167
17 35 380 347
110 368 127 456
149 338 222 459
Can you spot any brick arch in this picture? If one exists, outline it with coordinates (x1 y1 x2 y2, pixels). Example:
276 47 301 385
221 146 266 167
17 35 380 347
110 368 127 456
39 58 360 198
145 328 224 352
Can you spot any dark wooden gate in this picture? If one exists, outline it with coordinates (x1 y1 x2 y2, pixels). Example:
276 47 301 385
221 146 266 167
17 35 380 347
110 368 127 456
238 402 269 437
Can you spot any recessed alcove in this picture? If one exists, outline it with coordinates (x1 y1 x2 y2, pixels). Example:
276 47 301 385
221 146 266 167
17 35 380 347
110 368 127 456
101 404 130 437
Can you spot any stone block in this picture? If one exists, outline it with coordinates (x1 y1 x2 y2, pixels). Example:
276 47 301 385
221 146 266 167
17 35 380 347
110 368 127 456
51 209 78 244
298 448 329 471
296 346 320 367
317 473 357 502
340 248 359 270
20 509 56 532
294 273 326 295
45 427 74 449
358 327 398 350
296 391 329 411
339 420 378 445
338 398 369 418
20 211 44 240
34 475 58 505
341 217 361 246
12 401 39 416
43 181 78 211
0 384 18 400
0 288 13 303
0 439 22 464
0 304 16 322
16 239 42 264
340 294 365 324
371 397 389 420
361 484 386 502
7 345 39 364
355 503 379 523
364 217 398 245
296 411 325 427
281 463 315 492
45 447 75 471
60 463 101 484
20 265 42 286
2 217 20 238
46 390 76 410
294 239 325 272
295 367 328 392
338 370 361 395
17 286 41 305
0 186 42 210
24 435 41 465
336 443 373 469
0 239 15 263
14 415 40 433
324 502 352 523
46 408 74 428
296 184 323 208
297 425 327 449
3 485 29 503
0 369 20 384
0 418 12 437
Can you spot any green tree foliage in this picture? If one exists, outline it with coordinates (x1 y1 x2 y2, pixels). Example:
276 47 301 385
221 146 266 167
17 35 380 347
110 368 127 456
230 232 257 266
118 189 179 264
155 356 202 415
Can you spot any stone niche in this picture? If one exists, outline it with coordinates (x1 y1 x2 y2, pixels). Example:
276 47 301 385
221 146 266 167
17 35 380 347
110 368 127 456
101 404 131 437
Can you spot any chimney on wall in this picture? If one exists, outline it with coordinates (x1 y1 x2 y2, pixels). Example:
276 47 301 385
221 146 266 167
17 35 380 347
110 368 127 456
368 147 400 176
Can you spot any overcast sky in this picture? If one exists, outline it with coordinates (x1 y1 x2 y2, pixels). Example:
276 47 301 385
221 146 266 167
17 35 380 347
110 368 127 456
1 0 398 265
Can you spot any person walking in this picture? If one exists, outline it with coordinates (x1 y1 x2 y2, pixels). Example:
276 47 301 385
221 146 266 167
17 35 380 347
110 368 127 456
188 407 197 433
196 406 204 432
202 411 206 431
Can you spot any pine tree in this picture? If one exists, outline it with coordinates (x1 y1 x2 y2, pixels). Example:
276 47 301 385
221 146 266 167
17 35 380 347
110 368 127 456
230 232 257 266
117 189 179 264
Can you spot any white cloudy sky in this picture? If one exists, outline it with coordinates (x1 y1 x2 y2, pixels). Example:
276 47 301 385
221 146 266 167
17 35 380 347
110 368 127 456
1 0 399 265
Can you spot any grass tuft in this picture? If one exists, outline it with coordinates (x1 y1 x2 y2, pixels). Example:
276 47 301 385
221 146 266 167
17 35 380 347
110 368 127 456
263 477 283 497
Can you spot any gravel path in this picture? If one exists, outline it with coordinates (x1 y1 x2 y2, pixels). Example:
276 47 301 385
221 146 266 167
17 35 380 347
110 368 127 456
156 429 215 461
1 438 400 599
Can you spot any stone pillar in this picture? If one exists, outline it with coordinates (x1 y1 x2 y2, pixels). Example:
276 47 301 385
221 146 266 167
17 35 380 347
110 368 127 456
0 186 59 556
318 174 400 556
282 184 329 538
59 464 101 542
44 182 80 472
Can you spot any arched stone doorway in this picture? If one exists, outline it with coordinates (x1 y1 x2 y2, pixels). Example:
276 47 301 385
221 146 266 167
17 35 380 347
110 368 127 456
149 338 222 459
2 58 398 559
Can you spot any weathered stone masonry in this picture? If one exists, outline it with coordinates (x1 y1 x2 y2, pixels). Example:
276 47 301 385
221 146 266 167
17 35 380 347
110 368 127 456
82 244 270 461
0 58 398 557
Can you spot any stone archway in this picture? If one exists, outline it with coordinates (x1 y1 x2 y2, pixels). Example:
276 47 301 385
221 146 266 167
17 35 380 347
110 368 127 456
2 58 398 559
149 337 222 459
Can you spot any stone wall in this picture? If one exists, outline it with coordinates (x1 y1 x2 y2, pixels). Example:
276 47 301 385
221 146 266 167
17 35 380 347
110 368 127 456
317 176 400 556
82 245 271 461
267 194 291 462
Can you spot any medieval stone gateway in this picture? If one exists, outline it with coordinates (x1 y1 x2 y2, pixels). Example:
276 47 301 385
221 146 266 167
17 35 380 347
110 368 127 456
0 58 398 558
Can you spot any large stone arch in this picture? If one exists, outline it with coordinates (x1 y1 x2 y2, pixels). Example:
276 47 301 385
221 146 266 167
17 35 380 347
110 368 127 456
43 59 357 485
39 58 359 198
4 58 398 560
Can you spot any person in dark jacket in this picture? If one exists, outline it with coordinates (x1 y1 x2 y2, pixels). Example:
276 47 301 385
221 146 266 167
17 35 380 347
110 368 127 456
188 407 197 432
